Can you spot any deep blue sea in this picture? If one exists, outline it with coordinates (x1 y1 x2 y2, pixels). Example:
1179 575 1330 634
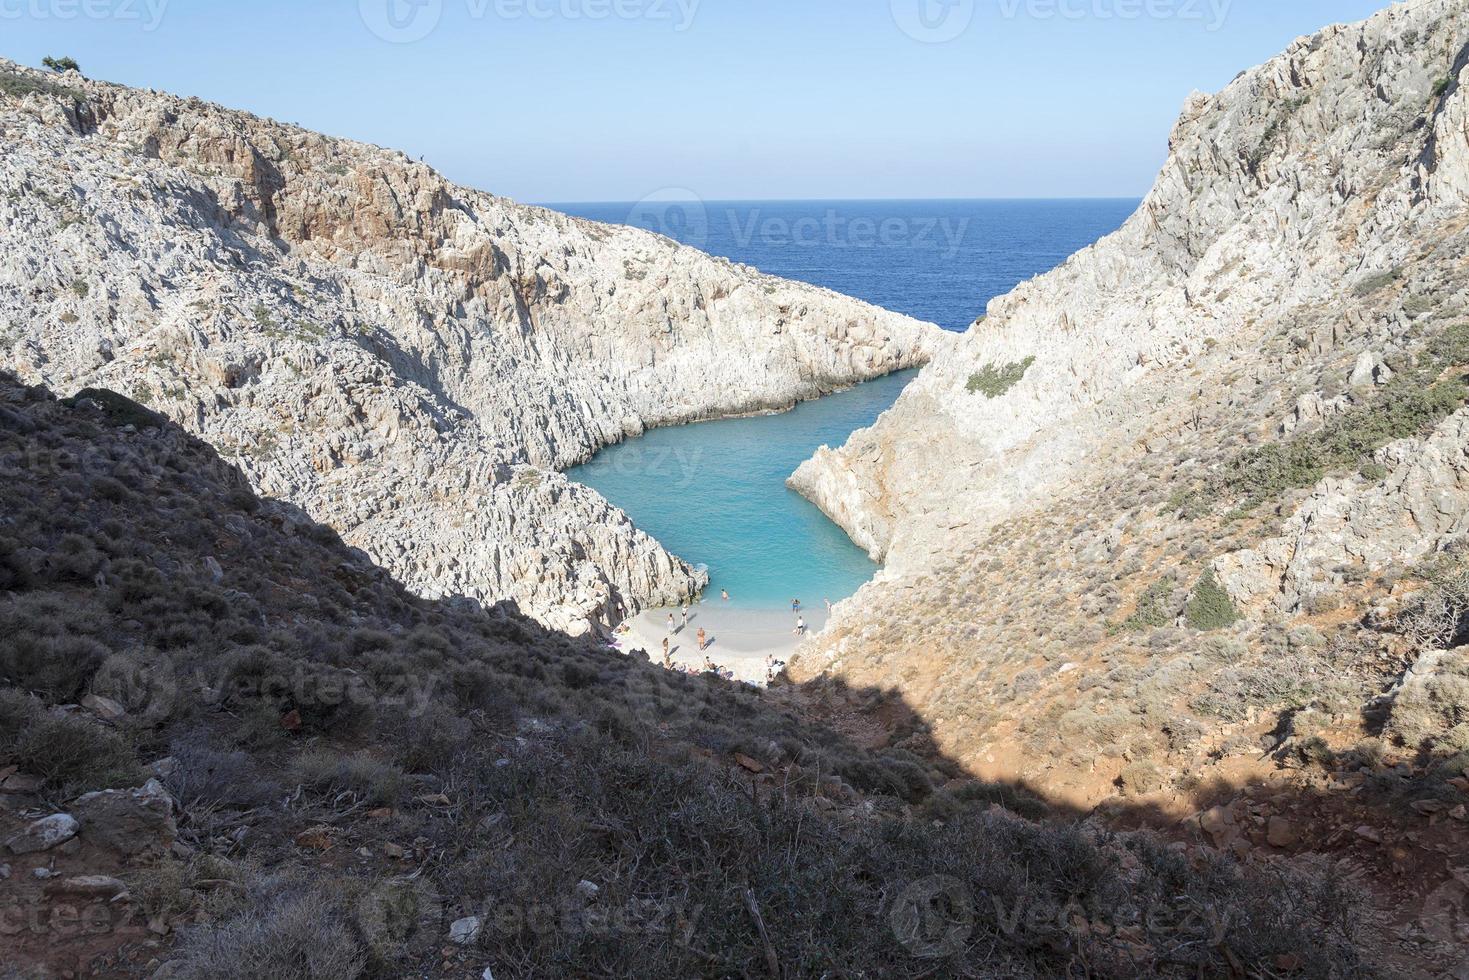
554 200 1136 608
552 199 1135 332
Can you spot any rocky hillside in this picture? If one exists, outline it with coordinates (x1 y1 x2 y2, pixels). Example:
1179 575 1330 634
792 0 1469 887
0 373 1370 978
0 62 942 635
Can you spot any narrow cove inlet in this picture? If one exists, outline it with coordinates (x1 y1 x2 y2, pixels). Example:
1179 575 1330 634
569 370 914 605
566 370 917 677
556 199 1138 677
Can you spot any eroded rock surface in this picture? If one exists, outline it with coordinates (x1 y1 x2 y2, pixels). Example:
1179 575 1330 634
788 0 1469 780
0 63 942 632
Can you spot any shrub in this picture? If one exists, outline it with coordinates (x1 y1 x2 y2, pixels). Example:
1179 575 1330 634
290 749 406 805
1388 652 1469 751
1120 576 1176 631
1185 570 1239 631
165 739 282 808
164 878 369 980
1352 268 1401 296
0 687 41 752
1221 326 1469 505
965 356 1035 398
41 56 80 74
0 631 108 700
14 714 140 795
1118 759 1166 795
923 780 1048 820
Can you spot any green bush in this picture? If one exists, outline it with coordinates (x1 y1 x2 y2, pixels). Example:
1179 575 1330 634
966 356 1035 398
1120 576 1176 631
1352 268 1401 296
41 56 80 74
1221 324 1469 505
1185 570 1239 631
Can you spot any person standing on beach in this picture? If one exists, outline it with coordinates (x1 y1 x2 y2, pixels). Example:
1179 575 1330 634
793 615 806 636
662 635 670 666
791 598 801 613
681 604 689 629
824 597 832 614
667 611 675 633
697 627 707 651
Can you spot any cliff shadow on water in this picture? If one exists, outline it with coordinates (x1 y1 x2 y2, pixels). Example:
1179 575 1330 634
0 373 1407 979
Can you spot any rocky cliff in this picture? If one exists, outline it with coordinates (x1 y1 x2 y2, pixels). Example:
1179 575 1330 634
790 0 1469 792
0 62 942 633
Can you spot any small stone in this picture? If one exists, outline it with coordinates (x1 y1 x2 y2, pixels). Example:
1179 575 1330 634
6 813 79 854
1410 799 1447 816
482 968 495 980
73 779 176 857
81 693 126 721
1199 805 1234 844
449 915 482 946
0 773 42 793
294 826 336 851
46 875 128 898
734 753 765 774
1449 805 1466 821
1353 825 1382 843
1266 816 1297 848
384 842 406 859
279 709 302 732
366 807 393 819
575 880 599 901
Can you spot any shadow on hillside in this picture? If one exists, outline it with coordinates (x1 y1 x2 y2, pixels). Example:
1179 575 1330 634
0 372 1454 977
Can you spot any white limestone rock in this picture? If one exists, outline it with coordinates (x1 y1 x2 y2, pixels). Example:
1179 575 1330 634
0 62 943 633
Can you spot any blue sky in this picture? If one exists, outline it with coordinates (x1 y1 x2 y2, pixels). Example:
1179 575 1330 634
2 0 1389 202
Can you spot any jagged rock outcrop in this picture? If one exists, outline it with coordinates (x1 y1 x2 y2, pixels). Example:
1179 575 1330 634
1217 407 1469 612
789 0 1469 776
0 62 941 633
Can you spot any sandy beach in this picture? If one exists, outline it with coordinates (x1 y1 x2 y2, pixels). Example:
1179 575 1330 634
610 602 827 683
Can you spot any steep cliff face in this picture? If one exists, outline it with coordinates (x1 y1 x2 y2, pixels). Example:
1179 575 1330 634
0 63 942 633
790 0 1469 786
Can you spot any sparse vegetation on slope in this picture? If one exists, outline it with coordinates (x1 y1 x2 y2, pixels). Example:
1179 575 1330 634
0 374 1373 978
1220 323 1469 508
965 356 1035 398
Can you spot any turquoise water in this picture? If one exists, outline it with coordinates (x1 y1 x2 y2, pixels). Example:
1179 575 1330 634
567 371 916 609
556 200 1137 608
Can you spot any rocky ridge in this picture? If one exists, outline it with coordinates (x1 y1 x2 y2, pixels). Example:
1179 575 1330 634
790 0 1469 789
0 61 942 633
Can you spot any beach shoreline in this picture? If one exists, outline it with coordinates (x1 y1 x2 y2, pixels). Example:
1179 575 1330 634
609 602 826 684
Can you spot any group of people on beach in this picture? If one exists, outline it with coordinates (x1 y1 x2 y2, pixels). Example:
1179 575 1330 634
614 589 834 683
